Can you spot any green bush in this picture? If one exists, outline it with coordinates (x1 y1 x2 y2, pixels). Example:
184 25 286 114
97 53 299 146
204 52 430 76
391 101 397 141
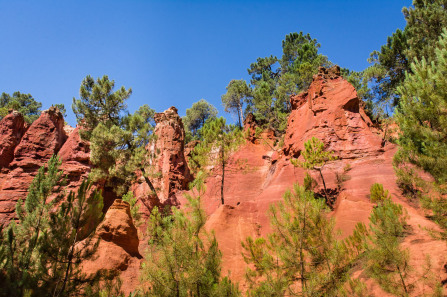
370 183 391 203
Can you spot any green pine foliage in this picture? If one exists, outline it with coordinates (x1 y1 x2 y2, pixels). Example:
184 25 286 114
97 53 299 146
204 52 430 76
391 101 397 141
183 99 218 138
39 179 104 297
72 75 132 139
190 117 244 205
221 32 330 135
365 0 447 108
139 174 240 296
395 28 447 184
122 191 142 227
0 155 65 296
221 79 252 128
0 156 104 297
72 75 158 197
241 183 367 296
0 91 42 123
370 183 391 203
364 196 411 296
291 137 337 204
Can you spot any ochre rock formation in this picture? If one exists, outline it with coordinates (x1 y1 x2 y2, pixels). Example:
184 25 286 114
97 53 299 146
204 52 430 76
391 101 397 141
243 113 275 144
96 199 140 257
133 106 192 217
152 106 192 202
0 107 68 226
173 67 447 294
0 111 27 169
0 79 446 295
81 199 141 293
284 66 382 159
58 126 93 197
10 106 67 169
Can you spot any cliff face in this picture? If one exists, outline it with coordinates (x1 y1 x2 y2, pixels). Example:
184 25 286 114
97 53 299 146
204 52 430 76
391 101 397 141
173 68 447 294
284 66 382 159
0 107 70 226
132 106 193 218
0 72 446 295
0 111 27 169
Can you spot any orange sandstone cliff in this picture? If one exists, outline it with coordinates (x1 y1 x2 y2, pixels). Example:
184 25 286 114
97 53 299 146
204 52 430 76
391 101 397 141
0 67 445 295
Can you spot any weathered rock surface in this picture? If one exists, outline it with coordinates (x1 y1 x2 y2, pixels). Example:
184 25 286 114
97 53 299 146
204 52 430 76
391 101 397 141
133 106 192 217
82 199 141 294
0 111 27 169
0 107 67 226
10 107 67 169
96 199 140 257
284 66 382 159
152 106 192 201
59 126 92 193
172 68 447 295
243 113 275 144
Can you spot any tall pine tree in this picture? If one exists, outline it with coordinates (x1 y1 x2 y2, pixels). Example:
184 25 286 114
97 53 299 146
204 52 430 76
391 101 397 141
242 183 366 296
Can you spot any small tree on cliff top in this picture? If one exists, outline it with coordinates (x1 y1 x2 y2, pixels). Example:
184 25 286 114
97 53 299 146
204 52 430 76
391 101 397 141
183 99 218 138
292 137 336 204
72 75 158 197
190 117 244 205
221 79 252 128
0 91 42 123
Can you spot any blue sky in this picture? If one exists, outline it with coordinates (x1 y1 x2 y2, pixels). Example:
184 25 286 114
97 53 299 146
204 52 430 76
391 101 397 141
0 0 409 126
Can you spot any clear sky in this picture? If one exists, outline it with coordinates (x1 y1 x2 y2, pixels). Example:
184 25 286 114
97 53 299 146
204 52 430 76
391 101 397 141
0 0 409 126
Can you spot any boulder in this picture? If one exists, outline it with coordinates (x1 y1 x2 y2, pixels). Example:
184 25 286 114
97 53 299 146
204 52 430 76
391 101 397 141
0 111 27 169
283 65 382 159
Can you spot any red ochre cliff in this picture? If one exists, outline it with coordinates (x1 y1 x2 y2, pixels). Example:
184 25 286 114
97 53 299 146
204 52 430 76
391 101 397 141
0 67 445 295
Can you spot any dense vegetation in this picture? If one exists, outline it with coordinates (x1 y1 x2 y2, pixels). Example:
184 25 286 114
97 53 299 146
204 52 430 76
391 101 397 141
1 0 447 296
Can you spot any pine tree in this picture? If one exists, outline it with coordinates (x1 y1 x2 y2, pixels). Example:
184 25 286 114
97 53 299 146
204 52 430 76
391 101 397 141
364 194 411 296
72 75 158 197
0 91 42 123
241 183 367 296
139 172 240 296
227 32 330 135
39 179 104 297
364 0 447 107
292 137 336 205
370 183 391 203
221 80 252 128
0 155 65 296
0 156 104 297
395 28 447 183
183 99 218 137
190 117 244 205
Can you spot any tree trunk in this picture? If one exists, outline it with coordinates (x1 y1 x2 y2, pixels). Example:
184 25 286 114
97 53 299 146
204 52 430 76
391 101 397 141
57 196 86 297
397 265 409 295
318 168 329 205
141 166 159 201
238 105 243 128
220 146 225 205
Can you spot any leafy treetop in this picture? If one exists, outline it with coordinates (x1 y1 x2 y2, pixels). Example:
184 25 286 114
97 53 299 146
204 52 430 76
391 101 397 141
0 92 42 123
